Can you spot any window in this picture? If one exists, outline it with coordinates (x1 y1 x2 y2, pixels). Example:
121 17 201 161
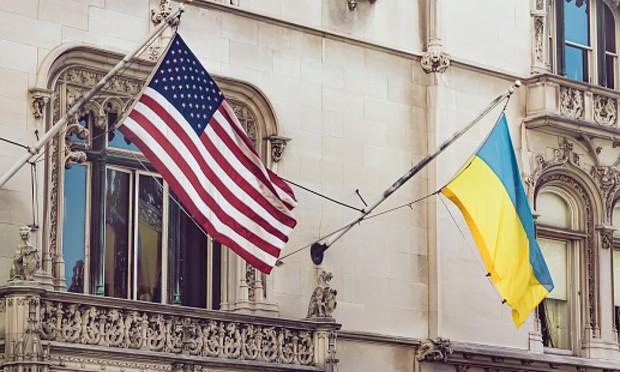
62 112 222 308
536 190 577 350
612 205 620 335
555 0 617 88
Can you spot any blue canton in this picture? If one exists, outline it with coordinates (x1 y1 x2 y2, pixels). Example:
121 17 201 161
149 34 224 136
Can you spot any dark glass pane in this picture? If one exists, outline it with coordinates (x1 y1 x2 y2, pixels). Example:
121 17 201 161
63 165 87 293
606 54 615 88
212 241 222 309
605 3 616 53
168 195 208 308
564 0 590 46
565 44 589 82
108 109 140 152
105 168 130 299
136 175 163 302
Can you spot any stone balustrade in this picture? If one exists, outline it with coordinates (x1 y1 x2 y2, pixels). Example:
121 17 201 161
525 74 620 139
0 286 340 372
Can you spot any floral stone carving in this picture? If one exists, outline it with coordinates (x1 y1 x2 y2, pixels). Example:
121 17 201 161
39 299 315 365
307 271 338 319
9 226 40 282
559 86 584 120
593 94 617 127
415 337 453 362
420 51 451 74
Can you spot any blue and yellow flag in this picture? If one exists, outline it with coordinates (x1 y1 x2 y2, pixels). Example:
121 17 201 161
442 115 554 328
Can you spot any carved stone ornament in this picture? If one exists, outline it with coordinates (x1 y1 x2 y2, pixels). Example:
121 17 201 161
559 86 585 119
6 299 50 370
29 88 53 119
40 299 315 365
534 16 544 63
9 226 41 282
307 271 338 319
593 94 618 127
420 51 451 74
415 337 453 363
151 0 172 24
591 166 620 223
265 135 291 163
246 263 256 302
456 365 470 372
536 0 544 10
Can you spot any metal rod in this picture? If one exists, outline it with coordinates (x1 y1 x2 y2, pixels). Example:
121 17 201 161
0 5 185 189
312 81 521 262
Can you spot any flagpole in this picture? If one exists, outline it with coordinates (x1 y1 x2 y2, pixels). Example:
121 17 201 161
0 5 185 190
309 80 522 265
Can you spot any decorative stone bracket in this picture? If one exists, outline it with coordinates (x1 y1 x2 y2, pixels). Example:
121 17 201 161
415 337 453 363
265 135 291 163
420 51 451 74
29 88 53 119
347 0 378 11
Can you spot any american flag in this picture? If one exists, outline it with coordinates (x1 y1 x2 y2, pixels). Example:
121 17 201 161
119 33 297 274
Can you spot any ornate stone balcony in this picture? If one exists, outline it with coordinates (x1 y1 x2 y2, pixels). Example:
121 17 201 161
524 74 620 142
0 286 340 372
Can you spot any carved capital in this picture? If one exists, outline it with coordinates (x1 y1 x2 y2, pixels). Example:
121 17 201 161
265 135 291 163
596 225 616 250
151 0 172 24
415 337 453 362
420 51 451 74
29 88 53 119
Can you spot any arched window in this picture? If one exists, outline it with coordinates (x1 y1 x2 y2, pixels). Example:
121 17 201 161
555 0 617 88
536 189 582 351
43 46 282 313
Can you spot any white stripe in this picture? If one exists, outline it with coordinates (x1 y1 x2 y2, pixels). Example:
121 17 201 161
135 95 294 236
130 103 288 248
123 117 279 267
220 101 297 208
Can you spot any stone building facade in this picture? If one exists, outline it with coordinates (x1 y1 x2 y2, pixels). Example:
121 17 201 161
2 0 620 371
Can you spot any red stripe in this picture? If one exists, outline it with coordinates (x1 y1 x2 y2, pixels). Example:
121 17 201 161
126 110 284 257
141 94 296 230
119 124 278 274
267 168 296 201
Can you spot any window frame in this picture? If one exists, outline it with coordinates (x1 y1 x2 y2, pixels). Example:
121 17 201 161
535 188 585 354
554 0 618 88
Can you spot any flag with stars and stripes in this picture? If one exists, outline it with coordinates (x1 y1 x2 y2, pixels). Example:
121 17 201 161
119 33 297 274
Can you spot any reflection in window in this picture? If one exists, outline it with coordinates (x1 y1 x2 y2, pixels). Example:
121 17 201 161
63 164 87 293
136 175 163 302
105 168 130 299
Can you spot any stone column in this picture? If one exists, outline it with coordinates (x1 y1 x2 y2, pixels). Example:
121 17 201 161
531 0 550 74
2 287 50 372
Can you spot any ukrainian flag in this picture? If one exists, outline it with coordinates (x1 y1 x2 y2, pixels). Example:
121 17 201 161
442 115 554 328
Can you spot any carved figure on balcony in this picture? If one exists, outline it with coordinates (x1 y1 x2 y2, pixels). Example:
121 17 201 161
307 271 338 319
9 225 40 282
415 337 453 362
